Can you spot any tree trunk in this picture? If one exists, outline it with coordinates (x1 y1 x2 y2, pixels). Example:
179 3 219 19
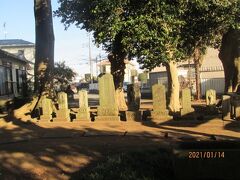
219 29 240 93
108 53 128 111
15 0 55 116
165 61 180 113
34 0 55 96
108 32 127 111
233 57 240 92
193 48 201 100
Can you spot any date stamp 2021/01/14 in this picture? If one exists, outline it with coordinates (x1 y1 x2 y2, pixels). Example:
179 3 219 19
188 151 225 159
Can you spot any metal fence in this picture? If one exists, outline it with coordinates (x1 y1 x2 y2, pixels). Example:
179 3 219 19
200 78 225 96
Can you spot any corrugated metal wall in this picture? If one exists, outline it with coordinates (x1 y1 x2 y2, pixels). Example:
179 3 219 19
201 78 225 95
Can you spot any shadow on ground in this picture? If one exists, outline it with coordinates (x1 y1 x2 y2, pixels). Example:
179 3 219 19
0 106 240 179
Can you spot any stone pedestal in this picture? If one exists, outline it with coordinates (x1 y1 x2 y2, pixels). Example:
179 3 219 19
76 107 91 121
56 109 70 122
96 74 120 121
126 111 142 121
180 88 195 118
96 106 120 121
95 116 120 121
151 110 171 119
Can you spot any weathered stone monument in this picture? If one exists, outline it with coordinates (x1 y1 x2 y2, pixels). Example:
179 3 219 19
55 92 70 121
95 74 120 121
130 69 138 83
206 89 217 113
75 90 90 121
206 89 216 106
126 83 142 121
180 88 195 117
40 95 53 122
222 95 231 120
127 84 141 111
230 94 240 120
151 84 170 120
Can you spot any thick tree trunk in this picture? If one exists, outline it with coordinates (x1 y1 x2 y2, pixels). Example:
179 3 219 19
219 29 240 93
108 53 128 111
108 32 127 111
165 61 180 113
34 0 55 96
233 57 240 92
15 0 55 116
193 48 202 100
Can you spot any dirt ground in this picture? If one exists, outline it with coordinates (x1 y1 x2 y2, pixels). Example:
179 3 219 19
0 99 240 179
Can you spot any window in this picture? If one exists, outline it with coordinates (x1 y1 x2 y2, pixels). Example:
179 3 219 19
0 63 13 96
0 66 5 96
16 69 27 94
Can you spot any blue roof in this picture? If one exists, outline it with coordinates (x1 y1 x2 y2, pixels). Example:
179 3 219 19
0 39 34 46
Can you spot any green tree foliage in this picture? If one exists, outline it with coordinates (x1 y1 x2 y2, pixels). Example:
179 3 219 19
182 0 239 97
55 0 128 87
56 0 239 110
138 73 148 83
55 0 132 110
84 73 91 83
53 61 76 91
56 0 239 69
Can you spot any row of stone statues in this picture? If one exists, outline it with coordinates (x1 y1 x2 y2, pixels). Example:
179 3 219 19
38 73 219 122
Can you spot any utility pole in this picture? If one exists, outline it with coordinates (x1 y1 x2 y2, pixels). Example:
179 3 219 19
3 22 7 39
96 56 98 77
188 58 192 89
96 53 101 77
89 33 93 84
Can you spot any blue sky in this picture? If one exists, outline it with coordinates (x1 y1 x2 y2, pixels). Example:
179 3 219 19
0 0 107 80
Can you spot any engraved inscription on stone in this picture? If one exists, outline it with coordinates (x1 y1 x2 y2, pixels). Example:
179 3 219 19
180 88 194 116
151 84 169 119
40 95 53 121
127 83 141 111
96 73 120 121
76 90 90 121
55 92 70 121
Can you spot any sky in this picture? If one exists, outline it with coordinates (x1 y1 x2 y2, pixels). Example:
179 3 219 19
0 0 108 80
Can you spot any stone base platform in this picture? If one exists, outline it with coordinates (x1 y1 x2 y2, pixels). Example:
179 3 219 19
151 110 171 120
39 114 52 122
179 108 196 120
95 116 120 121
126 111 142 121
54 110 71 122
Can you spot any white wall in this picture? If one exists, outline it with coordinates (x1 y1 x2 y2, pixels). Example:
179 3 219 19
89 83 98 90
1 46 35 79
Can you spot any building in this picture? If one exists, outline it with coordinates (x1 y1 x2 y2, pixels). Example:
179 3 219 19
0 39 35 81
199 48 224 95
0 49 28 98
97 59 136 83
149 48 225 96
